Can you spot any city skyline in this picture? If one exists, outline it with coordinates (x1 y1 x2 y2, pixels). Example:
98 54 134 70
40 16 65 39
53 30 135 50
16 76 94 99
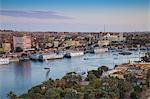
0 0 149 32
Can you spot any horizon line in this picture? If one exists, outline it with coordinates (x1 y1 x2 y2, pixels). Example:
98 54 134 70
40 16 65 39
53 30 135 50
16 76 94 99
0 29 149 33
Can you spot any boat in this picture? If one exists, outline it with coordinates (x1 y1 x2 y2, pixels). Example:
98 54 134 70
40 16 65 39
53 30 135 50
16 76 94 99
114 57 118 60
84 58 89 60
119 51 132 55
128 48 138 51
134 61 142 63
84 57 103 60
39 53 64 61
7 54 19 62
44 67 50 70
30 54 41 60
64 51 84 58
92 47 108 53
0 58 9 65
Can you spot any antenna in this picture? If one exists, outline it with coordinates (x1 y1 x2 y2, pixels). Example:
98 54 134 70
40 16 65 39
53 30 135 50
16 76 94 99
104 24 106 33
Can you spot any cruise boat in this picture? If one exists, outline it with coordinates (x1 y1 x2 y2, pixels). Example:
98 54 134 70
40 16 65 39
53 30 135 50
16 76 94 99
92 47 108 53
64 51 84 58
30 54 41 60
0 58 9 65
39 53 64 61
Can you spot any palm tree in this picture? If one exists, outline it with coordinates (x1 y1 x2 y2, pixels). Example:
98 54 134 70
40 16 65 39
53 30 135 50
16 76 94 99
7 91 17 99
146 69 150 88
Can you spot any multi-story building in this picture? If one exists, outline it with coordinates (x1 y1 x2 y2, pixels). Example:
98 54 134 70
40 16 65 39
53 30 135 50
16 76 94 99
98 40 110 47
102 33 126 42
13 35 31 51
53 41 59 48
71 40 81 47
3 42 11 53
0 42 11 53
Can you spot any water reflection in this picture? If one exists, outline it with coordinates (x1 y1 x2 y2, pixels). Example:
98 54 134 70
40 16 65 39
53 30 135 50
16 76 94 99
45 69 50 80
14 61 32 97
14 61 31 81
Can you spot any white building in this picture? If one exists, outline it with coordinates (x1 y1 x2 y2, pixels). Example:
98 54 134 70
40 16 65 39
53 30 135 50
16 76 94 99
102 33 126 42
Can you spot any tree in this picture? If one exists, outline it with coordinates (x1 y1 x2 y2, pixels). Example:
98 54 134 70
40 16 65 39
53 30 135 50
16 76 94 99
7 91 17 99
124 73 137 84
88 70 101 78
98 66 109 72
28 93 43 99
146 69 150 88
45 88 61 99
117 79 132 98
19 93 30 99
87 66 109 79
15 47 23 52
62 72 82 87
86 73 97 81
28 85 42 94
89 78 102 89
64 88 77 99
130 92 138 99
133 85 142 93
42 78 54 88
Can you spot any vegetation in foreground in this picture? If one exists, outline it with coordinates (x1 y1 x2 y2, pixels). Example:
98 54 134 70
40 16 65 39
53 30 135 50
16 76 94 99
7 66 150 99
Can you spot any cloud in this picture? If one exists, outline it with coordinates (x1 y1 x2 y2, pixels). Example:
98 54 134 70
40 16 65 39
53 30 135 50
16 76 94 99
0 9 148 32
0 10 72 19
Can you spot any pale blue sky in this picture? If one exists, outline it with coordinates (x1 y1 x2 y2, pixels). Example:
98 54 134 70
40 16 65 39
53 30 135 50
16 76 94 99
0 0 149 32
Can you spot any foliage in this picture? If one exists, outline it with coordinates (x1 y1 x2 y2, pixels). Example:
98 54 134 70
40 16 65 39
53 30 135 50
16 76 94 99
7 91 17 99
86 73 97 81
130 92 138 99
15 47 23 52
87 65 109 79
14 65 148 99
89 78 102 88
146 69 150 88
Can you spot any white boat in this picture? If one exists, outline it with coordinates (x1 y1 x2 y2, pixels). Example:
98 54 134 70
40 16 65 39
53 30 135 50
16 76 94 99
0 58 9 65
92 47 108 53
65 51 84 58
39 53 64 61
30 54 41 60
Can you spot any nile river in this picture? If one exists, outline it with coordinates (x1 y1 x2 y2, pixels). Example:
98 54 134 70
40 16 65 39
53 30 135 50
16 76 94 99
0 51 147 98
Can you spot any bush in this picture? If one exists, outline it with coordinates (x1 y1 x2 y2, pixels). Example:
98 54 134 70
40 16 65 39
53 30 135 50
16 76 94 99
15 47 23 52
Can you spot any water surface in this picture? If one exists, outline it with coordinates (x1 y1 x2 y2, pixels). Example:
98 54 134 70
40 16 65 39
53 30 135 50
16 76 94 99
0 51 146 98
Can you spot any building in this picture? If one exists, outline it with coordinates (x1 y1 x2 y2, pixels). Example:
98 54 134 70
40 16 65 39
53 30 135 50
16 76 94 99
3 42 11 53
0 43 3 52
71 40 81 47
64 39 81 47
53 41 59 48
98 40 110 47
102 33 126 42
13 35 31 51
0 42 11 53
64 39 72 47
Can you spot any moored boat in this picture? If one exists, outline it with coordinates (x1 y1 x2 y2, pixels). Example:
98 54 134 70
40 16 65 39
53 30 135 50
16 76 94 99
0 58 9 65
92 47 108 53
30 54 41 60
39 53 64 61
119 51 132 55
64 51 84 58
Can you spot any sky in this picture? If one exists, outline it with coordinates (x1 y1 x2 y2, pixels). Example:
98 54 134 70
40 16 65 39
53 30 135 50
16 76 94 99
0 0 149 32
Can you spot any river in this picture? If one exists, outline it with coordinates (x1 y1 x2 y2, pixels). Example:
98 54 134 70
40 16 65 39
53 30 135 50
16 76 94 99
0 51 147 98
